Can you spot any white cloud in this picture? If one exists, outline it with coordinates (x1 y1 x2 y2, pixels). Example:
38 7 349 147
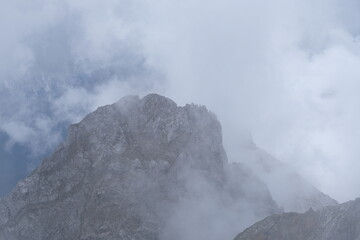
1 0 360 202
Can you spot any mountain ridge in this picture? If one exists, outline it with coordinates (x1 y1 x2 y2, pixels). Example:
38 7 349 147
235 147 338 212
234 197 360 240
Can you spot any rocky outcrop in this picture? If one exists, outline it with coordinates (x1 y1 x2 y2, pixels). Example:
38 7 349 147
0 94 278 240
234 198 360 240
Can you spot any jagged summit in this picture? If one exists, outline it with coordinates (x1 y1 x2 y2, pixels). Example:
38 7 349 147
61 93 225 174
0 94 277 240
139 93 178 113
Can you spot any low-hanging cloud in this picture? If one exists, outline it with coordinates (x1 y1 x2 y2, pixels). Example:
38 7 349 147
1 0 360 202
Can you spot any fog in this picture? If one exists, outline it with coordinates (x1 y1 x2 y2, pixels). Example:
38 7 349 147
1 0 360 203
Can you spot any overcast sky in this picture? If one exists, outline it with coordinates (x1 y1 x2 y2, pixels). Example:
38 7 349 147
1 0 360 202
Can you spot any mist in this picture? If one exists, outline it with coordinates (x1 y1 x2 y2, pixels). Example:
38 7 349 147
1 0 360 204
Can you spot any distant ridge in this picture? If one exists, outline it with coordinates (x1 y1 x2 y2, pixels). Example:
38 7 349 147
234 198 360 240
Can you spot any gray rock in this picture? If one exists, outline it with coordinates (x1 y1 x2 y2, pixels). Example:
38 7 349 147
234 198 360 240
0 94 278 240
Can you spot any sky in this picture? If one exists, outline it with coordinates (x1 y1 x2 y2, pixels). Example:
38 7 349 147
1 0 360 202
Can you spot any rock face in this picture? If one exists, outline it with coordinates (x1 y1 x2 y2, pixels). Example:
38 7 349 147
0 94 278 240
237 147 338 212
234 198 360 240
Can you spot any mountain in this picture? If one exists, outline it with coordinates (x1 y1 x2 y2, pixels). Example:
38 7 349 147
234 198 360 240
0 94 278 240
235 146 338 212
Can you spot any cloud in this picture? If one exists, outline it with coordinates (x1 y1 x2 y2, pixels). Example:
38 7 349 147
1 0 360 202
134 0 360 202
0 0 163 155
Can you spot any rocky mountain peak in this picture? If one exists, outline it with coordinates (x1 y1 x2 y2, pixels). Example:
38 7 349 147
0 94 338 240
0 94 278 240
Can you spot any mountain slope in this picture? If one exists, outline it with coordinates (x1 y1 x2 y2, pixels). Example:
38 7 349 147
234 198 360 240
234 145 338 212
0 94 278 240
